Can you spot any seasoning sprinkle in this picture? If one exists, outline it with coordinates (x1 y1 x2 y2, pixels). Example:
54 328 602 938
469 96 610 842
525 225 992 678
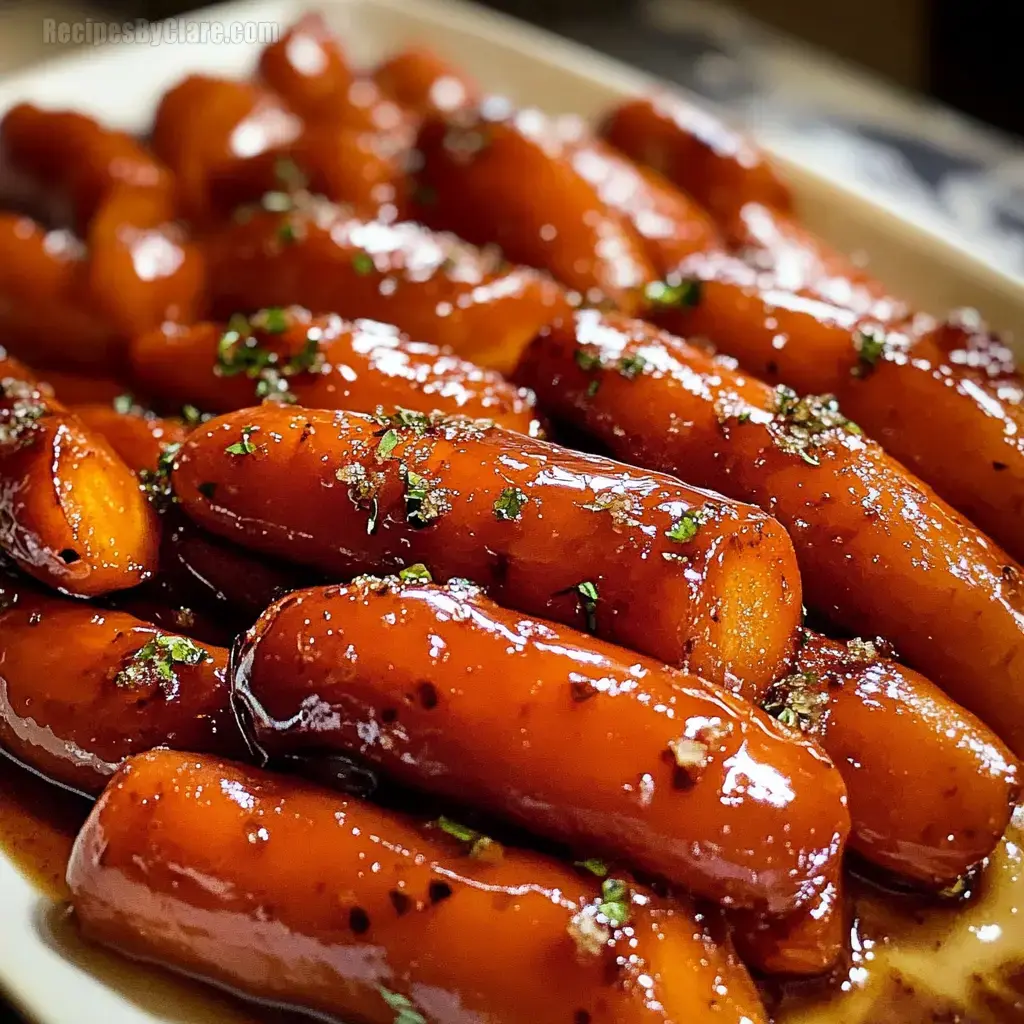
225 425 258 456
644 278 701 309
576 581 599 633
493 486 528 521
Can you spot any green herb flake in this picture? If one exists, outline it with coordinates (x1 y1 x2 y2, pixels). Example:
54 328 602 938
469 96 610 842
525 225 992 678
761 672 828 733
769 387 861 466
666 508 707 544
138 441 183 508
377 986 426 1024
278 220 301 246
113 393 136 415
352 251 375 276
274 156 308 191
852 329 887 376
586 379 601 398
493 486 528 521
181 404 204 427
575 858 608 878
597 878 631 927
225 425 258 457
0 379 46 446
617 352 647 380
575 349 601 372
403 468 449 527
435 816 502 861
398 563 432 584
576 581 599 633
644 277 701 309
261 190 293 213
254 307 290 334
376 429 400 462
114 634 210 693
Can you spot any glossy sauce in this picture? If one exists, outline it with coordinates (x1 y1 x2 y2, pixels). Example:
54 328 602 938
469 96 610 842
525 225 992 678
0 755 1022 1023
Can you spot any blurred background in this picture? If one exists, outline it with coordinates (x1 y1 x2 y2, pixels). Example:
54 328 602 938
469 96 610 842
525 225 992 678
2 0 1019 135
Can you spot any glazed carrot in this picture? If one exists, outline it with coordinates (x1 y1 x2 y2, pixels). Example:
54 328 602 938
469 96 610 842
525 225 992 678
413 106 656 311
0 216 119 370
0 204 203 372
72 401 188 476
205 123 411 221
554 123 724 273
0 103 176 232
129 309 543 435
173 405 802 695
236 575 849 911
151 75 302 222
516 311 1024 755
159 514 308 628
202 198 574 373
372 46 479 116
649 255 1024 563
767 631 1020 885
68 750 769 1024
35 369 132 407
257 12 355 121
0 374 159 596
600 94 792 221
724 202 894 308
0 576 242 795
732 868 847 977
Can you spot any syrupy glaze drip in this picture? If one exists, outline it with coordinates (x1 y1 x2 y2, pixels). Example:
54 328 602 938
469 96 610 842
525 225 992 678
0 750 87 899
1 748 1022 1023
776 807 1024 1023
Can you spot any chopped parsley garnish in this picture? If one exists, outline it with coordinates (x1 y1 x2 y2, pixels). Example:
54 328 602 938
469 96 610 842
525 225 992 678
769 386 862 466
761 672 828 732
666 507 707 544
597 878 631 927
352 252 375 276
398 563 432 584
113 393 136 415
644 277 701 309
114 634 209 694
376 429 400 461
274 156 308 191
261 190 293 213
377 986 426 1024
852 329 887 377
181 404 205 427
582 491 640 528
138 441 183 507
215 309 321 404
403 467 449 526
493 486 528 521
336 463 383 534
586 379 601 398
252 307 289 334
0 379 46 446
435 816 502 861
575 858 608 878
225 425 257 456
278 220 301 245
617 353 647 379
575 349 601 372
576 581 599 633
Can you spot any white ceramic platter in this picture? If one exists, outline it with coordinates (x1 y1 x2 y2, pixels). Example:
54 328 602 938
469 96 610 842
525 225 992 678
1 1 1023 1021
